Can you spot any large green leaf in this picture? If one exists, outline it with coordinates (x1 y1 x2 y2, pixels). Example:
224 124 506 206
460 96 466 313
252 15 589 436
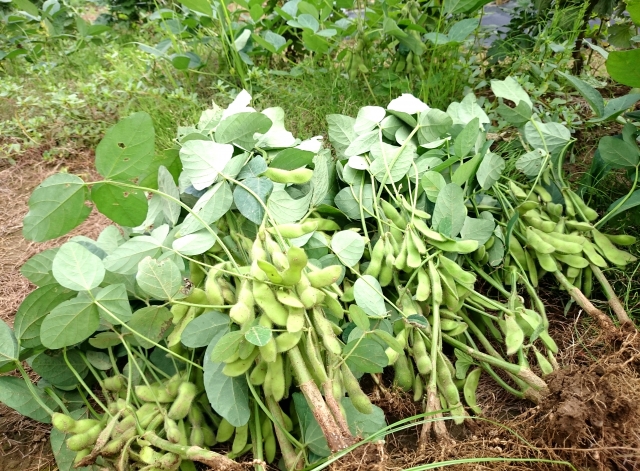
180 181 233 236
311 153 331 207
136 256 183 300
593 94 640 123
52 242 105 292
14 284 75 349
233 176 273 224
343 337 388 373
126 306 173 349
327 114 356 157
421 170 447 203
91 183 148 227
204 341 250 427
334 184 374 220
40 295 100 349
418 108 453 144
344 130 379 157
459 216 495 245
606 48 640 87
181 311 229 348
157 166 181 226
557 71 605 117
331 230 365 267
270 148 315 170
453 118 480 158
523 121 571 155
95 112 155 182
605 189 640 219
215 112 272 151
598 136 640 169
476 152 505 190
179 0 213 16
267 183 312 224
31 349 87 391
369 142 415 184
172 230 217 256
12 0 40 17
516 148 547 177
432 183 467 237
103 236 161 275
490 77 533 109
353 275 385 317
0 377 58 423
0 319 18 368
446 93 490 129
23 174 91 242
20 248 58 286
180 140 235 191
445 0 492 14
95 284 132 325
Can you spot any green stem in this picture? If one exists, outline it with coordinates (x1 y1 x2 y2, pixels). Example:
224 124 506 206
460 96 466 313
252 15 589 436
596 164 639 229
63 348 110 414
15 363 55 416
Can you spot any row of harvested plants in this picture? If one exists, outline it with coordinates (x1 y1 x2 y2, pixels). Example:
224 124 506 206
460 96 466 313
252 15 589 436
0 81 636 471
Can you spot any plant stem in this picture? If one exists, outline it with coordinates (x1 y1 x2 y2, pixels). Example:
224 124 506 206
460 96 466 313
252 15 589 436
266 396 304 470
143 432 242 470
554 271 616 330
589 264 632 325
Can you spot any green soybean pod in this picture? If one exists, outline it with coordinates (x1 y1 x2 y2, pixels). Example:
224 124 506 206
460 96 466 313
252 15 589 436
216 418 235 443
304 332 329 383
263 167 313 184
286 306 306 333
393 236 408 271
364 236 385 278
410 228 427 254
268 221 317 238
340 363 373 414
204 268 224 305
605 233 637 246
231 423 249 455
534 349 554 376
379 253 395 287
308 265 343 288
381 199 407 229
412 330 431 375
52 413 77 433
536 251 557 272
406 231 422 269
534 228 583 254
305 218 341 232
275 331 302 353
415 267 431 302
164 417 181 444
582 265 593 298
567 189 598 222
438 254 476 285
502 314 524 356
168 382 197 420
253 281 289 326
428 259 443 305
525 227 555 254
323 293 344 319
267 353 286 401
509 181 527 200
223 348 260 377
393 352 414 391
170 304 189 325
413 374 424 402
593 229 637 267
249 360 269 385
463 368 482 415
582 240 608 268
508 236 527 268
524 249 539 287
554 253 589 269
533 185 552 202
311 307 342 355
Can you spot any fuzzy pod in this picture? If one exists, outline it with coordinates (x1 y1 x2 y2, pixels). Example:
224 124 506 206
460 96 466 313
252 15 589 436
66 424 103 451
308 265 343 289
223 348 260 377
393 352 414 391
463 368 482 415
253 281 289 326
341 363 372 414
249 361 269 385
266 354 286 402
216 418 235 443
263 167 313 184
51 413 77 433
167 382 197 421
525 227 555 254
286 306 306 333
275 331 302 353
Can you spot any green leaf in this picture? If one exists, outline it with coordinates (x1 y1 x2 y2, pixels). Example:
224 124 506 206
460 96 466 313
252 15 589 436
354 106 386 134
180 181 233 236
557 71 605 117
179 0 213 16
244 325 272 346
451 152 483 187
180 140 235 191
459 216 495 245
331 231 365 267
432 183 467 238
91 183 147 227
215 112 272 151
447 93 490 130
292 392 331 457
238 156 268 180
342 397 386 437
103 236 161 275
516 148 547 177
40 295 100 349
343 337 388 373
0 377 58 423
490 76 533 109
454 118 480 158
598 136 640 169
495 101 532 126
204 340 250 427
23 174 91 242
0 319 18 368
476 152 505 190
523 121 571 155
353 275 385 317
86 351 111 370
95 112 155 182
334 184 374 220
14 284 75 349
233 176 273 224
606 189 640 219
369 142 416 184
126 306 173 349
270 148 315 170
418 108 453 144
95 284 132 325
50 409 98 471
455 349 475 380
348 305 370 331
311 153 330 207
172 229 217 256
181 311 229 348
448 18 480 42
31 350 87 390
20 248 58 287
158 166 181 226
267 183 312 224
421 170 446 202
445 0 492 14
344 130 379 157
327 114 356 158
52 242 105 292
88 332 122 349
136 256 183 300
13 0 40 17
209 331 243 362
594 94 640 122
